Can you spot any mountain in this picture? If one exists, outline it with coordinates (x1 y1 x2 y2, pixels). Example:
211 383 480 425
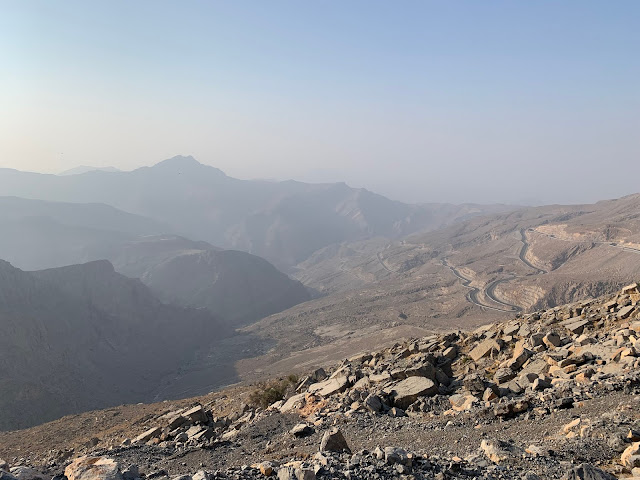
112 237 311 325
0 156 514 270
59 165 121 175
0 259 230 431
0 196 169 270
0 198 311 325
217 193 640 386
1 284 638 479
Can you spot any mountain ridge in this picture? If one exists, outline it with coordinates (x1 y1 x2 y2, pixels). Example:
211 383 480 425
0 156 516 270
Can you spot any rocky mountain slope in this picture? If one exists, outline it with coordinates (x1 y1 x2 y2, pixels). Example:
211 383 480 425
2 284 639 479
0 260 230 431
226 193 640 385
0 156 514 270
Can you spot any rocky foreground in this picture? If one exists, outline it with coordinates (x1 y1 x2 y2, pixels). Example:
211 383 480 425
3 283 640 479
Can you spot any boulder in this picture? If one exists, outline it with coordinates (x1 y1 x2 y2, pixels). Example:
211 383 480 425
621 442 640 468
543 332 562 348
133 427 161 444
258 463 274 476
507 344 532 371
562 318 590 335
64 457 123 480
469 339 502 362
392 377 438 409
8 468 46 480
319 428 350 453
277 467 315 480
184 405 208 424
364 394 383 413
291 423 314 438
166 414 188 429
449 394 477 412
494 368 516 384
307 377 349 397
562 463 617 480
191 472 211 480
384 447 412 467
369 372 392 384
480 439 519 463
310 368 327 382
618 305 636 320
280 393 306 413
0 473 18 480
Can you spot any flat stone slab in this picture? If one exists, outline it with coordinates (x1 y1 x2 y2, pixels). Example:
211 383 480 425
470 339 501 362
391 376 438 409
308 376 349 397
618 305 636 320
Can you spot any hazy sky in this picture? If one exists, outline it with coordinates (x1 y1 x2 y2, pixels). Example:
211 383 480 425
1 1 638 205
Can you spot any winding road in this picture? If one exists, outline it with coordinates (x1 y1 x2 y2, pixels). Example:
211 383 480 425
441 258 519 313
534 230 640 256
444 226 640 314
518 229 548 273
444 228 545 313
377 251 394 273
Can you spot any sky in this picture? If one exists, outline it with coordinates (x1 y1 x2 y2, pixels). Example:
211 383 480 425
1 1 638 205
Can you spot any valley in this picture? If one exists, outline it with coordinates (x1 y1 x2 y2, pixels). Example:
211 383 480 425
2 162 640 431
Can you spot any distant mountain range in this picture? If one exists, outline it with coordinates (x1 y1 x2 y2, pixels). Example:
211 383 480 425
58 165 121 175
0 259 230 430
0 155 517 430
0 197 310 326
0 156 514 270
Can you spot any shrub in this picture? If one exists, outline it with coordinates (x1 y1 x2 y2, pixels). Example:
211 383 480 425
248 374 299 409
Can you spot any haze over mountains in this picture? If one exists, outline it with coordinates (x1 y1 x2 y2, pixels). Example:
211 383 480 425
0 156 513 270
2 155 639 432
58 166 121 176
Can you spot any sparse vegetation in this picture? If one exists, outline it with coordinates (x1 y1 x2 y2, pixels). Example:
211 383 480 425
248 375 299 409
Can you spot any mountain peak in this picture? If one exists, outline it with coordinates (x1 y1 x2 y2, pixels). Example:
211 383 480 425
151 156 226 177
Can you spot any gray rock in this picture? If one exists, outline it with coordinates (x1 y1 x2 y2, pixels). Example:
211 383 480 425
470 339 502 362
184 405 208 424
384 447 412 467
320 427 350 453
543 332 562 348
392 376 438 409
308 376 349 397
9 468 46 480
463 373 485 394
122 465 139 480
495 368 516 384
618 305 636 320
310 368 327 382
561 463 617 480
364 394 383 413
291 423 314 437
388 407 407 417
277 467 315 480
133 427 162 444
